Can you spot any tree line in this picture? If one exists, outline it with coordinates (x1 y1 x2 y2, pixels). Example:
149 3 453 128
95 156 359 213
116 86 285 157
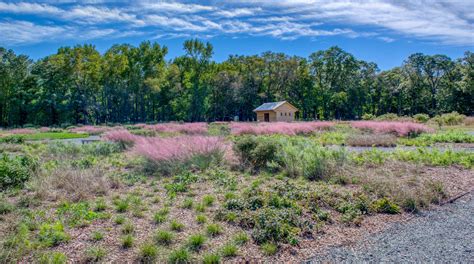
0 39 472 127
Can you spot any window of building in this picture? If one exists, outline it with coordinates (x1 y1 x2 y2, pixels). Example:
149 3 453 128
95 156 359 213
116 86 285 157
289 113 292 116
280 113 282 116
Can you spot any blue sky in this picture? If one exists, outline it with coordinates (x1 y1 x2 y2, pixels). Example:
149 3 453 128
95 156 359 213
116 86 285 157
1 0 473 70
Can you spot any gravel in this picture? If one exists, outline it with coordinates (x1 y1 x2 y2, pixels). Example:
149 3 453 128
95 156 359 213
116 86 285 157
306 191 474 263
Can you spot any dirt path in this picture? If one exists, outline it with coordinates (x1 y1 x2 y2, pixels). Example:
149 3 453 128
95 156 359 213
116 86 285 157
306 191 474 263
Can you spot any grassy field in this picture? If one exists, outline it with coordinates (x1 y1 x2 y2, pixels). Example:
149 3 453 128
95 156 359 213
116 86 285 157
0 121 473 263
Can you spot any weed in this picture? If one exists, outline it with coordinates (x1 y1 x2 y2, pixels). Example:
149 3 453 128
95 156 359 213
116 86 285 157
187 234 206 251
155 230 174 246
85 246 106 262
168 248 190 264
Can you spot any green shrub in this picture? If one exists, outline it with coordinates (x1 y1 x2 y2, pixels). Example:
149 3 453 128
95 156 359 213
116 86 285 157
376 113 399 121
0 154 34 190
85 246 106 262
202 253 220 264
413 114 430 123
233 136 279 171
221 243 237 257
155 230 174 245
431 112 465 126
0 199 15 214
202 195 215 206
168 248 190 264
38 222 69 247
362 113 376 120
0 135 24 144
251 208 304 245
114 215 126 225
114 198 129 213
371 198 401 214
187 234 206 251
182 198 194 209
138 243 158 263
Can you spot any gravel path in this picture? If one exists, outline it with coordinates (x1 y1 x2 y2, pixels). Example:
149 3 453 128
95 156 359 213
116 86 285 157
306 191 474 263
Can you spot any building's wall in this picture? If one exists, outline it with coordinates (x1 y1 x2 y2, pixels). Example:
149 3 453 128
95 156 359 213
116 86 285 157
275 103 297 121
256 111 277 122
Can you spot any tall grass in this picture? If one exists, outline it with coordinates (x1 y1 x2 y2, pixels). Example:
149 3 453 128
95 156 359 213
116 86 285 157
7 128 36 134
103 129 138 148
133 136 228 175
230 121 334 135
351 121 433 137
144 122 208 135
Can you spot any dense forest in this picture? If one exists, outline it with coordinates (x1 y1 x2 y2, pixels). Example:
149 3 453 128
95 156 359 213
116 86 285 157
0 39 472 127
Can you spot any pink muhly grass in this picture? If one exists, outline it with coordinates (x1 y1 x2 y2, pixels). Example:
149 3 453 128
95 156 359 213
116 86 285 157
69 126 112 135
8 128 36 134
230 122 334 135
144 122 208 135
351 121 433 137
132 136 226 162
39 127 50 132
103 129 139 147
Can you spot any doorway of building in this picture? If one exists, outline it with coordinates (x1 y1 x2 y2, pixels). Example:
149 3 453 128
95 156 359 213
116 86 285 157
264 113 270 122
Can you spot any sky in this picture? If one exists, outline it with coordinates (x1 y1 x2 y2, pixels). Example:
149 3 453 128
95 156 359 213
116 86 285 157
0 0 473 70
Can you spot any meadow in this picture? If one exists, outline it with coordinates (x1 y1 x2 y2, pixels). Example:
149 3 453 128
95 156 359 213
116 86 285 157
0 114 473 263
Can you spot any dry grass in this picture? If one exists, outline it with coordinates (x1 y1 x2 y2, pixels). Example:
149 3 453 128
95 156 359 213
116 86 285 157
34 167 109 202
346 134 397 147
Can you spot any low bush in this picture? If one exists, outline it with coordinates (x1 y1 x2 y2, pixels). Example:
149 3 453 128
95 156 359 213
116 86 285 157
375 113 399 121
370 198 401 214
233 136 279 171
38 251 67 264
413 114 430 123
0 154 35 190
361 113 376 120
38 222 69 247
431 112 465 126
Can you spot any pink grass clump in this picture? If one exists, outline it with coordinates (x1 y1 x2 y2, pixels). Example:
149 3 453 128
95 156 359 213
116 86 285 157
69 126 112 135
230 122 334 135
8 128 36 134
144 122 208 135
351 121 433 137
103 129 139 147
39 127 50 132
132 136 226 162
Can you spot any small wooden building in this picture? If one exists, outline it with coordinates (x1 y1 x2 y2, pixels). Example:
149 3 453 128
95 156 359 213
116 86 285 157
253 101 298 122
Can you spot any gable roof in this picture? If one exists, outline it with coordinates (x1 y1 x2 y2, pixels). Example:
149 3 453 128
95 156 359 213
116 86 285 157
253 101 298 112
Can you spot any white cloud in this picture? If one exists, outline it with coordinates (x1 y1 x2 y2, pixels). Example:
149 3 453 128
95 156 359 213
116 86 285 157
0 0 472 45
0 20 66 44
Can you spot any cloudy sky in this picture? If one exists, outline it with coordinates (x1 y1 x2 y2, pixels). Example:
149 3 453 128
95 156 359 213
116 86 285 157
1 0 473 69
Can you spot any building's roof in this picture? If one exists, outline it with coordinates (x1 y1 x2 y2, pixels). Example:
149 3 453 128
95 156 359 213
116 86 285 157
253 101 297 112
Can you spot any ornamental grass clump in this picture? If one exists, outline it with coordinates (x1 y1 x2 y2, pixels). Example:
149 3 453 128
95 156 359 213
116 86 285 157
69 125 112 135
102 129 138 148
351 121 433 137
230 121 334 136
144 122 208 135
133 136 228 175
